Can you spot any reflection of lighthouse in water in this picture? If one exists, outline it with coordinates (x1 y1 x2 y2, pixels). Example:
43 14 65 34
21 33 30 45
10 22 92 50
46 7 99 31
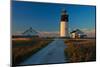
60 9 69 37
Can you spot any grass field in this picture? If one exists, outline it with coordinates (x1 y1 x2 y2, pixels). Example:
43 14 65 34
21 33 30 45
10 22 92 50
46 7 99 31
12 37 54 66
64 39 96 63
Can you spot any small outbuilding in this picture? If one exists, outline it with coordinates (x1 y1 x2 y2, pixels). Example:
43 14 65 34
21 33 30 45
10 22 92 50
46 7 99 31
70 29 87 39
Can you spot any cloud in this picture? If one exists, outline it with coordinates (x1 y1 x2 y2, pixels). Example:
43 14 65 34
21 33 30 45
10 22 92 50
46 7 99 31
13 31 22 35
39 31 59 37
13 30 60 37
81 28 95 37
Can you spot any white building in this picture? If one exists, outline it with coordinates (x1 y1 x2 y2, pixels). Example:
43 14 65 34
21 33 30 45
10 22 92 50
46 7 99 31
70 29 87 38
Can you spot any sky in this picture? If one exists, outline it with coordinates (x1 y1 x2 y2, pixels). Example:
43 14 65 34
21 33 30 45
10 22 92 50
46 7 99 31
12 1 96 37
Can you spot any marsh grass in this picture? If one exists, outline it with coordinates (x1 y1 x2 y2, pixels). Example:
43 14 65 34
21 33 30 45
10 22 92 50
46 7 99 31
64 39 96 63
12 37 53 66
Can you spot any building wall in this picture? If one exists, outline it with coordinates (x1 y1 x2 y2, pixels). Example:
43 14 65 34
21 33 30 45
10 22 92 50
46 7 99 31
60 21 67 37
71 33 76 38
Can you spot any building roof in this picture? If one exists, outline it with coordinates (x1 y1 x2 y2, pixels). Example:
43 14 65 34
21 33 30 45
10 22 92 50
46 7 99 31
22 27 39 36
70 29 84 34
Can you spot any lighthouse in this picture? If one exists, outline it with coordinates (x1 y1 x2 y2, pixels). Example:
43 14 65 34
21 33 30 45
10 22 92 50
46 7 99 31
60 9 69 37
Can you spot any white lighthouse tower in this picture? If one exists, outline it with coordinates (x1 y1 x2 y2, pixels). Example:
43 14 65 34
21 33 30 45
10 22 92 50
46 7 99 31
60 9 69 37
